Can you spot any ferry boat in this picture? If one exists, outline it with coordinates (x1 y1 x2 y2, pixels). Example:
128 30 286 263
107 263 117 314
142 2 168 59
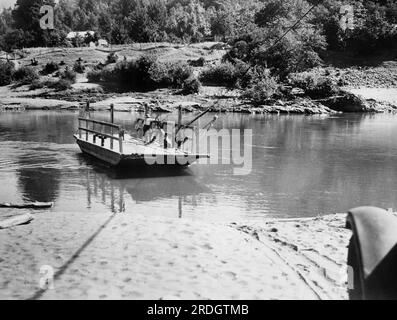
74 103 214 168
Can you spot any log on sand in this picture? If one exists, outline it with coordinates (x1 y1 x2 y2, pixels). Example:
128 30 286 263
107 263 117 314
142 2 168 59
0 214 34 230
0 202 53 209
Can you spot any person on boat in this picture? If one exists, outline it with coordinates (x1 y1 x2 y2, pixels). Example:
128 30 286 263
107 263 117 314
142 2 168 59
175 126 188 149
143 104 155 136
177 136 189 149
159 122 172 149
144 121 160 145
135 118 145 138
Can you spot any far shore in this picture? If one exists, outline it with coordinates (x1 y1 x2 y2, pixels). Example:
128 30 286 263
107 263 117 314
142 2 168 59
1 44 397 115
2 85 397 115
0 209 350 300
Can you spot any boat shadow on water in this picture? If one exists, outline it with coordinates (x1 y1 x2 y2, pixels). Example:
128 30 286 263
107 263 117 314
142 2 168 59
77 153 212 215
77 152 196 179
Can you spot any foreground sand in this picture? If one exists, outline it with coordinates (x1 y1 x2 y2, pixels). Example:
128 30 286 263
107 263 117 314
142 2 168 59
0 210 350 300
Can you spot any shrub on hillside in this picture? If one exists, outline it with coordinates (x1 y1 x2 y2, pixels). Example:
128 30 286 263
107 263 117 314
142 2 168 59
242 72 279 105
181 77 201 95
29 79 45 90
87 70 102 82
60 68 77 82
200 62 236 86
94 62 105 70
199 62 251 88
79 87 104 94
166 61 193 87
73 61 85 73
188 57 205 67
47 79 73 91
0 61 15 86
288 71 340 98
88 55 195 91
13 66 39 85
41 61 59 75
106 52 119 64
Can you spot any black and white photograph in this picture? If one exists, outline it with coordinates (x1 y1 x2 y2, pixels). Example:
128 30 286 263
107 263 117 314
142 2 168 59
1 0 397 303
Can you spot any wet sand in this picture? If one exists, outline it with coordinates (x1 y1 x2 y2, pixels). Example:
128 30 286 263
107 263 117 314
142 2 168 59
0 210 350 300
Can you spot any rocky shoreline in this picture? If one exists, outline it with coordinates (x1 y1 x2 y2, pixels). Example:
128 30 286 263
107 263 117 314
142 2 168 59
2 85 397 115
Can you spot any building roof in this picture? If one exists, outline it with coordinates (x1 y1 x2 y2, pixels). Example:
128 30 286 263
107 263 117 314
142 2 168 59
66 31 95 39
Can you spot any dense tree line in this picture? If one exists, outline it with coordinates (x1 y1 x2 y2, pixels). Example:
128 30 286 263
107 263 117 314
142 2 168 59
0 0 396 57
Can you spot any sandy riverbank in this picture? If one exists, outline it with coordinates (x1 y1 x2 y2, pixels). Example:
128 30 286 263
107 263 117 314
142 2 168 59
344 87 397 105
0 209 350 300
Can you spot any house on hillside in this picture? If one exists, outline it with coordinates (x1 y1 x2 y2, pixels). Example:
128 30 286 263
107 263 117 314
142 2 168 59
66 31 95 40
97 39 109 48
66 31 109 48
66 31 95 47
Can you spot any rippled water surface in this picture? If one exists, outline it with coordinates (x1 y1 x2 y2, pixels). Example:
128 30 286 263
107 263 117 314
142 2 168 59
1 111 397 220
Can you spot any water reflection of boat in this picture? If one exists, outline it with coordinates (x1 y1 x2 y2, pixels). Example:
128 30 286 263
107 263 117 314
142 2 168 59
84 165 210 217
125 175 209 203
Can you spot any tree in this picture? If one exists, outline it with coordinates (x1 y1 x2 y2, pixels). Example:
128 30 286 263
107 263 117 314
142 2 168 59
226 0 326 78
12 0 56 46
42 29 68 47
0 8 13 35
110 24 130 44
254 0 289 28
167 0 210 42
55 0 75 31
0 60 15 86
1 29 34 51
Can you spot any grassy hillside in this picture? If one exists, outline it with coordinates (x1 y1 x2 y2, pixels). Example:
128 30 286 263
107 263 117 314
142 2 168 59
14 42 226 69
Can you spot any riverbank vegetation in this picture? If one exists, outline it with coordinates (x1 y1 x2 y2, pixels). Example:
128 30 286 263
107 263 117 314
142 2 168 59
0 61 39 86
87 54 199 93
1 0 397 112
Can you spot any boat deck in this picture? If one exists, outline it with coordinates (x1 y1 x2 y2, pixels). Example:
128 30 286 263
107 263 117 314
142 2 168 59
79 133 194 156
75 116 209 166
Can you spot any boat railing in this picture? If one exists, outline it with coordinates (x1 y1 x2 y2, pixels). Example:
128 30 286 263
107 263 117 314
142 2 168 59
78 117 124 153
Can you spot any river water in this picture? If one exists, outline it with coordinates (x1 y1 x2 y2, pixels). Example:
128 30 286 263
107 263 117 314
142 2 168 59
1 111 397 220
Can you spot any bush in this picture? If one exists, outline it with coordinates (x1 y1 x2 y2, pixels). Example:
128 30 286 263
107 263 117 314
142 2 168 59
80 87 105 94
181 77 201 95
0 61 15 86
14 50 28 59
29 79 45 90
94 62 105 70
188 57 205 67
288 71 339 98
13 66 39 85
87 70 102 82
60 68 77 82
47 79 73 91
199 62 250 88
73 61 85 73
87 54 195 91
107 52 119 64
242 72 279 105
41 61 59 75
165 61 193 87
